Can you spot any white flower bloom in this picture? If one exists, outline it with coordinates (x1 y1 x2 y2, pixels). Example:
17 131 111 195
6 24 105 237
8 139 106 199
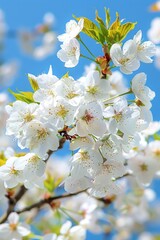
128 153 157 186
88 160 126 198
0 212 30 240
146 140 160 166
70 136 94 151
142 121 160 136
104 97 140 135
57 18 84 42
55 76 82 106
147 17 160 44
58 221 86 240
32 32 56 60
79 70 110 102
0 61 18 86
131 72 155 108
75 101 106 137
135 106 153 131
100 134 124 162
33 66 59 102
19 12 56 60
110 40 140 74
14 153 46 180
43 233 57 240
122 133 144 153
138 232 154 240
19 120 59 157
70 148 103 179
4 147 15 158
83 62 96 76
40 97 76 130
155 46 160 69
57 38 80 68
23 175 45 189
0 157 24 188
108 71 128 96
133 30 156 63
6 101 39 138
64 175 91 193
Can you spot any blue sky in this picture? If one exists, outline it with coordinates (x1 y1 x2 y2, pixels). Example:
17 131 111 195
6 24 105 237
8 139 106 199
0 1 160 239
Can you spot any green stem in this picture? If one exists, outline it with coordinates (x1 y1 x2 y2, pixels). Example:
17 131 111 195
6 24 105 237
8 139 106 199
61 207 83 216
103 90 132 103
79 38 96 58
80 54 97 63
60 208 79 225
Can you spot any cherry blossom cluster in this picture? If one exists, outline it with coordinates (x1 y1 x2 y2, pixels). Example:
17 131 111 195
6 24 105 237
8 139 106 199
4 49 156 199
0 11 160 240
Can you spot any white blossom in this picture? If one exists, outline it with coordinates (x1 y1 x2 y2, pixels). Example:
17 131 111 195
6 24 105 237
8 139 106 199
108 71 128 96
0 157 24 188
0 212 30 240
57 18 84 42
131 72 155 108
128 153 157 186
147 17 160 44
14 153 46 180
40 96 76 130
110 40 140 74
104 97 140 135
19 120 59 157
133 30 156 63
58 221 86 240
79 70 110 102
33 66 59 102
55 76 82 106
57 38 80 68
75 101 106 137
6 101 39 138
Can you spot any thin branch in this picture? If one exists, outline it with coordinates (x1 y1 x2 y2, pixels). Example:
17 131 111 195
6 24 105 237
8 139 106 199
0 138 66 224
16 190 85 214
45 137 66 162
0 185 27 224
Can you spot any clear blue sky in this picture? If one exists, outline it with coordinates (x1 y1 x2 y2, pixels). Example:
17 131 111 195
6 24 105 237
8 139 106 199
0 1 160 239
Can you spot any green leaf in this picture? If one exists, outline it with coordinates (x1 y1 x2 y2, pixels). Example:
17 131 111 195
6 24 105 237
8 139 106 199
105 7 110 28
28 74 39 92
154 236 160 240
95 10 108 38
8 89 34 104
73 15 105 44
153 133 160 140
44 173 55 193
61 72 69 79
107 12 136 44
119 22 137 41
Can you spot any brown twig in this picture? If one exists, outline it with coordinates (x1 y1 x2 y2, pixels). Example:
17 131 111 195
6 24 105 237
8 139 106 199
16 190 85 214
0 138 66 224
0 185 27 224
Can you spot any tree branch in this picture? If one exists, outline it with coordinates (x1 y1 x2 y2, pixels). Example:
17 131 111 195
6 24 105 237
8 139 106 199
0 137 66 224
16 190 85 214
0 185 27 224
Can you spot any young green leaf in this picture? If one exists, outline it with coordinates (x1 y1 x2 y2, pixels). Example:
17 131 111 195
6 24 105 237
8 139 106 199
28 74 39 92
